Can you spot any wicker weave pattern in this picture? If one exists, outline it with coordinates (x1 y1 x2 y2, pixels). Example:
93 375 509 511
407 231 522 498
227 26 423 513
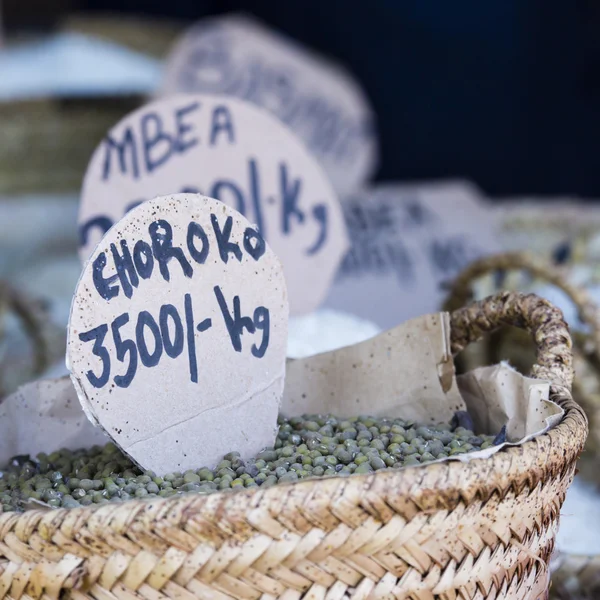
0 468 572 600
0 293 587 600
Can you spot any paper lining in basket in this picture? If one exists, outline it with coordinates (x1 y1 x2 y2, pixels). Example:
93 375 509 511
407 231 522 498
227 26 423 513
0 312 563 471
283 312 563 465
0 376 109 464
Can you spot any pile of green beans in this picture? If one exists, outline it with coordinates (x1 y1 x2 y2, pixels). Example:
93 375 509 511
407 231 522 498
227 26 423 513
0 412 504 512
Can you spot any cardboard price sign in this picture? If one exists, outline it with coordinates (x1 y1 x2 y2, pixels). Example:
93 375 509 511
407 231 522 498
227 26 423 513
78 94 348 316
158 14 378 196
68 194 289 474
324 182 502 329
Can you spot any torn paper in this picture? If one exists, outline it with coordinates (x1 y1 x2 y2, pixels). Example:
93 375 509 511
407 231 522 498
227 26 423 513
457 361 563 444
283 312 466 423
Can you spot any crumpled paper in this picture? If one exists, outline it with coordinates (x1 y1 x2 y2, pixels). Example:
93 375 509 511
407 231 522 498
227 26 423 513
0 376 109 464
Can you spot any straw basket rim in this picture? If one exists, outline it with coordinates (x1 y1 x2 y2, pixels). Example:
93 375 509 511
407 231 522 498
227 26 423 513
0 291 588 600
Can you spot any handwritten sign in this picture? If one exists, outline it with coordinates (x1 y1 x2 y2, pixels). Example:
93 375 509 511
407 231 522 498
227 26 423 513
158 13 378 195
324 182 502 329
68 194 289 474
78 94 348 316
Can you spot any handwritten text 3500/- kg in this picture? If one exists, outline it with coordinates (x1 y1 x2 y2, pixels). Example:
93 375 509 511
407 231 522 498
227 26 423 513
79 213 270 390
79 101 328 257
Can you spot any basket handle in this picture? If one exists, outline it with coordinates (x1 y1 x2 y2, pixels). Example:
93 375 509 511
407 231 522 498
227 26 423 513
450 291 574 392
443 252 600 363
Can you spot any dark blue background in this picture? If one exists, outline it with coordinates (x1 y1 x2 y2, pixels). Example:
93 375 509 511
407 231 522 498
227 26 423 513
79 0 600 198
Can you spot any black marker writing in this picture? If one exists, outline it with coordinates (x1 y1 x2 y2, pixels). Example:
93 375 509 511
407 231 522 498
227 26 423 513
214 286 270 358
177 34 374 167
79 290 270 389
83 161 330 258
91 214 265 301
102 101 235 181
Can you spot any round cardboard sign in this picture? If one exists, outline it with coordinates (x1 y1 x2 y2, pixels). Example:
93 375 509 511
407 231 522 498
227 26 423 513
158 14 378 196
78 93 349 316
68 193 288 474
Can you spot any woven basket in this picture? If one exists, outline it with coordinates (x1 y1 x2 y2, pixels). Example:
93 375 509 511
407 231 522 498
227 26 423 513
442 252 600 485
0 292 587 600
0 97 143 196
60 14 184 59
495 201 600 275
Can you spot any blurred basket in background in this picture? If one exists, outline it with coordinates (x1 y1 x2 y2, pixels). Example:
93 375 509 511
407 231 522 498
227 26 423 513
60 14 184 58
0 96 143 195
0 12 174 195
0 281 55 397
550 554 600 600
495 200 600 285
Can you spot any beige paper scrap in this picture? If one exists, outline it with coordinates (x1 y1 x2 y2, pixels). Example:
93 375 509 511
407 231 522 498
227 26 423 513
0 376 109 465
457 362 563 445
283 312 466 423
325 181 502 330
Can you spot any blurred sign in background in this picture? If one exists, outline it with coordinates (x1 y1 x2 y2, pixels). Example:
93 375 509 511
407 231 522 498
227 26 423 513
4 0 600 196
